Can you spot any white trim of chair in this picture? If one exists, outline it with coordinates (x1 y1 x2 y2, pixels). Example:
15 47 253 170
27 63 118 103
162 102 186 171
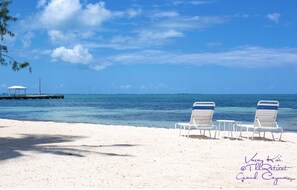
175 102 216 138
238 100 283 141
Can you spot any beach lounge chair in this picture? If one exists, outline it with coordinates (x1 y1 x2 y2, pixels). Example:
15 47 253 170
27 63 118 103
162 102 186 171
175 102 216 138
238 100 283 141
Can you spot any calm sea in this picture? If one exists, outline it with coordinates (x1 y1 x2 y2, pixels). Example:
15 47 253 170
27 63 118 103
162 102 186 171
0 94 296 131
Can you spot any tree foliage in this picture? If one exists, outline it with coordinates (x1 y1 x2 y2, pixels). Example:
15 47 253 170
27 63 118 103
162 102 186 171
0 0 31 72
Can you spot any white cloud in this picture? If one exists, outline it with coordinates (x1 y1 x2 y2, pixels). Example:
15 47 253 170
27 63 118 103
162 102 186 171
80 2 111 26
48 30 96 45
89 62 112 71
37 0 47 8
24 0 229 54
31 49 52 56
267 13 281 23
96 47 297 69
101 15 225 50
48 30 76 44
139 29 183 40
112 8 142 18
190 0 214 5
39 0 112 29
126 8 142 18
156 15 228 30
23 1 293 74
51 44 93 64
21 32 35 48
107 29 184 50
152 11 179 18
81 31 96 39
110 35 132 44
173 0 214 6
2 31 16 45
40 0 81 28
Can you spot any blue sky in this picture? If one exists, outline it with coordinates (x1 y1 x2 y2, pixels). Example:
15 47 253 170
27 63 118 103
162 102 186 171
1 0 296 94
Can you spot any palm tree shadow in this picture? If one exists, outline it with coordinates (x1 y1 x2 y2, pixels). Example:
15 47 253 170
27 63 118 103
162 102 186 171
0 134 84 161
0 134 135 161
82 144 140 148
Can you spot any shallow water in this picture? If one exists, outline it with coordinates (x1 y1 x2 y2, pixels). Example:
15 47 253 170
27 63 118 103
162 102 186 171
0 94 296 131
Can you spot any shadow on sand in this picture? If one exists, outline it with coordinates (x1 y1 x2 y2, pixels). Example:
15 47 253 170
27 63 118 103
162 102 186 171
0 134 137 161
237 135 287 142
182 134 216 140
247 136 286 142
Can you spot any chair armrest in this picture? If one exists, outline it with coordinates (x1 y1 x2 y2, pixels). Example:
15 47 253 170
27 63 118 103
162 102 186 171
237 122 254 129
256 118 262 128
211 121 217 129
275 122 283 131
192 118 196 127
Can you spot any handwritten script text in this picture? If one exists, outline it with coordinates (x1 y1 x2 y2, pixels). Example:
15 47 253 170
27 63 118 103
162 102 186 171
236 153 295 185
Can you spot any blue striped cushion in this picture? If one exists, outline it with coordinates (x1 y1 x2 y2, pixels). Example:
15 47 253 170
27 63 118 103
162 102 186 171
193 106 215 110
257 106 278 110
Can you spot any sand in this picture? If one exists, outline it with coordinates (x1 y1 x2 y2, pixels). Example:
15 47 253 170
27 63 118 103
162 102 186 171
0 118 296 188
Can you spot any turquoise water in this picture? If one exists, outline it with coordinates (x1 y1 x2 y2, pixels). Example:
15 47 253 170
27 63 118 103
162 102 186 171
0 94 296 131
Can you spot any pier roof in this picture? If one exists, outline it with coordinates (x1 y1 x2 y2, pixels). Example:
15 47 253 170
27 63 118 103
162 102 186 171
8 86 27 90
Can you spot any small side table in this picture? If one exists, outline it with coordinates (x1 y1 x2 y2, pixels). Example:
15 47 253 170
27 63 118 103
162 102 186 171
216 120 237 139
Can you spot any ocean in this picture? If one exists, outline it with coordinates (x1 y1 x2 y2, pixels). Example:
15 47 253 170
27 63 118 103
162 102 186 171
0 94 296 131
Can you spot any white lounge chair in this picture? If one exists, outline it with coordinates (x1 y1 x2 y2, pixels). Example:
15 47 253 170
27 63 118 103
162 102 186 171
238 100 283 141
175 102 216 138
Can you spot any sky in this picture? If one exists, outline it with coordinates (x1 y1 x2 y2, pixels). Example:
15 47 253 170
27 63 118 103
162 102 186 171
0 0 296 94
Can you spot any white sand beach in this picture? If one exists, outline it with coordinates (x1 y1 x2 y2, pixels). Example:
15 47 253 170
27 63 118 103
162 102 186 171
0 118 296 188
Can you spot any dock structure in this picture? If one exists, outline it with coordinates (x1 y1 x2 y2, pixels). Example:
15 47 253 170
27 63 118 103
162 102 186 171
2 85 64 100
8 86 27 96
0 95 64 100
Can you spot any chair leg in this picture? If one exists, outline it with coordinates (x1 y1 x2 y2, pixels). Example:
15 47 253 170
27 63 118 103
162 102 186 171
223 123 226 137
175 123 179 136
177 124 181 136
187 128 190 138
246 128 249 139
208 130 211 138
279 130 283 141
231 124 235 138
271 132 275 140
263 131 266 138
218 125 221 138
258 132 261 138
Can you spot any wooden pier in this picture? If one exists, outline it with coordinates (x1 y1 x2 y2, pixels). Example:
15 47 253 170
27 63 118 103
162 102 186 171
0 94 64 100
